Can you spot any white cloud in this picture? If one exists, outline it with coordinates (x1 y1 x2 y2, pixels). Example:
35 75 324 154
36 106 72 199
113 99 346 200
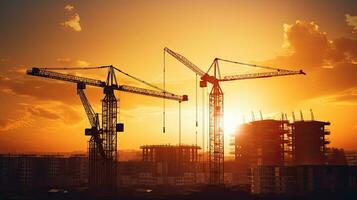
64 4 74 11
76 60 91 67
61 4 82 32
56 58 90 66
346 14 357 32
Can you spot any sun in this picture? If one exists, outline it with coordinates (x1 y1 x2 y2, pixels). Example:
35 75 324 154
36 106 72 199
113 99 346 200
224 113 240 135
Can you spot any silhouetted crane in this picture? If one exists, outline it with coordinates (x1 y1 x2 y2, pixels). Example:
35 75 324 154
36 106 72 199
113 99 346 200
27 65 187 190
164 47 305 185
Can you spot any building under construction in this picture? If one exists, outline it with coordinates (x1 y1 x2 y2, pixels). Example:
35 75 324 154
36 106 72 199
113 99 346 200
232 116 332 193
290 120 330 165
233 118 331 166
235 119 290 166
233 119 290 184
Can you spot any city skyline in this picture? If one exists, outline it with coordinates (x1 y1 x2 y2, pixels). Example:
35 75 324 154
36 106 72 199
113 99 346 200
0 0 357 154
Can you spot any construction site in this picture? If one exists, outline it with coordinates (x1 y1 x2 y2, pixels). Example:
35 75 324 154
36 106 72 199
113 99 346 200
1 47 357 200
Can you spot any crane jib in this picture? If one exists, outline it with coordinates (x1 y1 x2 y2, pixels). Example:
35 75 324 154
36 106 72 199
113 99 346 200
27 68 106 87
26 67 188 102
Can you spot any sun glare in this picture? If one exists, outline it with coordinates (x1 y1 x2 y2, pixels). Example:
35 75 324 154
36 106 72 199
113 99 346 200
224 113 241 135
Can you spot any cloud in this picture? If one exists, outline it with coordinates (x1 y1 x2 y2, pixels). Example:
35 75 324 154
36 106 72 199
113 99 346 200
56 58 91 66
282 21 331 68
346 14 357 32
270 20 357 68
329 37 357 64
64 4 74 12
26 106 61 120
0 65 98 128
30 103 83 125
56 57 72 65
0 72 79 104
0 74 9 81
76 60 91 67
0 103 83 132
259 20 357 104
0 65 103 110
61 4 82 32
63 14 81 32
264 20 357 69
0 113 32 132
323 87 357 105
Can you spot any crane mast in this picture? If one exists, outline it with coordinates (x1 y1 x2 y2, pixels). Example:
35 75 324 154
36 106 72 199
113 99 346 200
27 65 187 190
164 47 305 185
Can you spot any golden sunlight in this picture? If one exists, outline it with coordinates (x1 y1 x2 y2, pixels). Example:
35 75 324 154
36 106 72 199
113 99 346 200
224 112 241 135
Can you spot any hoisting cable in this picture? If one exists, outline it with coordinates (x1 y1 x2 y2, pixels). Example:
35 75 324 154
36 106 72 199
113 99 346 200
179 101 182 146
206 90 209 155
163 51 166 133
202 84 205 165
195 74 198 147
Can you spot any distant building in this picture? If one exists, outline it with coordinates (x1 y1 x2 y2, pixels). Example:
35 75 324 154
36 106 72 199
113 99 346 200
251 165 357 194
117 144 202 186
141 144 200 177
0 154 87 190
326 148 347 165
345 151 357 166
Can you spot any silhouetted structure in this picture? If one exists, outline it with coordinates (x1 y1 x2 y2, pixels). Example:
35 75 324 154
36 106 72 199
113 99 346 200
141 145 200 177
251 165 357 194
116 145 204 186
327 148 347 165
233 119 290 184
164 48 304 185
290 120 330 165
0 154 87 190
346 151 357 166
235 120 290 166
27 66 187 191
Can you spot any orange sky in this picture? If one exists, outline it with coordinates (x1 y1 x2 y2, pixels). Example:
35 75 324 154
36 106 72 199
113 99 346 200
0 0 356 154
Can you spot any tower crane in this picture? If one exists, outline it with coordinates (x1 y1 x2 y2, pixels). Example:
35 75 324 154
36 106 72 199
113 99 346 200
164 47 305 185
26 65 188 190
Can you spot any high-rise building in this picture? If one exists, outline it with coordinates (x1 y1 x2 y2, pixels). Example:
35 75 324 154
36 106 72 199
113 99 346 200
290 120 330 165
0 154 88 189
250 165 357 194
233 119 290 184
